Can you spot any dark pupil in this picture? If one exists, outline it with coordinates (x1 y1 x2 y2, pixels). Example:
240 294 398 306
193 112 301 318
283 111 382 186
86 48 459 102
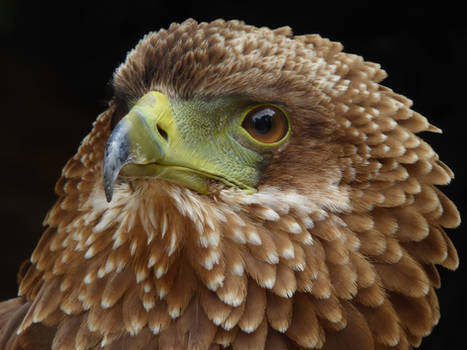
252 109 274 134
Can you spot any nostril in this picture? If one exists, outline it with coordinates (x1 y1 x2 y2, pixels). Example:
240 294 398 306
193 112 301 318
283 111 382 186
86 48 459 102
157 124 168 141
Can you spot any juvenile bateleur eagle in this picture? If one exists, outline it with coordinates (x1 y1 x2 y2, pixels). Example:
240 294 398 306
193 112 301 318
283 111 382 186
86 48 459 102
0 19 460 350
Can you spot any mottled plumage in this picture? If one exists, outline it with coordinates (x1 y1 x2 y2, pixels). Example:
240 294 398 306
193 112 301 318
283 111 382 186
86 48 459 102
0 19 459 350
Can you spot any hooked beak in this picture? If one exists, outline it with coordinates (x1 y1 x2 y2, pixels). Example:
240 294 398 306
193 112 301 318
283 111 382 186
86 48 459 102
103 91 211 202
103 108 165 202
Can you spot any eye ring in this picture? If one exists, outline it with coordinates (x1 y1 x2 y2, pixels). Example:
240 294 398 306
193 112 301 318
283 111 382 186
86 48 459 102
241 104 290 144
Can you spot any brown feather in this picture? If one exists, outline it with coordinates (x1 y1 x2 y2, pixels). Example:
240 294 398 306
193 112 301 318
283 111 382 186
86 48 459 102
100 267 134 309
87 301 124 340
75 313 101 350
374 253 430 297
164 262 197 319
147 300 171 336
357 300 401 347
238 279 267 333
0 299 30 350
266 293 293 333
321 301 374 350
271 263 297 298
286 293 325 348
389 293 434 340
354 280 386 308
200 286 233 327
52 315 83 350
104 328 154 350
122 288 149 336
214 326 238 347
232 318 268 350
158 298 217 350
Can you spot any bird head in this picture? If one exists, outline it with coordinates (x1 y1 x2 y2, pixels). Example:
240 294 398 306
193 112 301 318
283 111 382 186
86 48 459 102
101 19 350 214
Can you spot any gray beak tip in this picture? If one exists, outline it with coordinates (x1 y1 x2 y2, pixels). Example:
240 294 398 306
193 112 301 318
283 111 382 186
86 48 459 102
103 121 131 203
104 178 114 203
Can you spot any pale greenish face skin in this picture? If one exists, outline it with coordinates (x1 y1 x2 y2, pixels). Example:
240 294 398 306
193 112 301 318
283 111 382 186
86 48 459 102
103 91 290 201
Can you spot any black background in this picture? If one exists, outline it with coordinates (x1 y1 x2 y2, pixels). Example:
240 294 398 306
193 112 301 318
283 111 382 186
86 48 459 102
0 1 465 348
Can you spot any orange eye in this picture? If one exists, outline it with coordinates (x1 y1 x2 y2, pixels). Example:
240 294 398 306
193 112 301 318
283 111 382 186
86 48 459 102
241 105 289 144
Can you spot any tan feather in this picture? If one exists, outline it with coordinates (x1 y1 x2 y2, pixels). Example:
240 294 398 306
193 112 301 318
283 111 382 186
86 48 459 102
100 268 134 309
392 206 429 242
321 301 374 350
147 300 171 335
16 282 52 335
154 263 178 300
282 241 306 272
373 162 408 183
271 263 297 298
358 300 401 347
266 292 293 333
51 315 83 350
158 298 217 350
104 328 154 350
374 331 409 350
238 279 267 333
286 293 325 348
190 251 226 291
19 263 45 298
157 321 185 350
342 213 374 233
439 228 459 269
216 267 248 307
243 253 277 290
87 301 123 339
75 313 101 350
389 293 434 339
0 299 30 350
41 307 63 328
328 262 358 299
79 270 107 311
371 208 398 236
200 286 233 327
435 188 461 228
423 161 454 185
29 279 62 325
310 294 344 329
312 273 334 301
354 279 386 307
425 288 440 325
376 238 403 264
60 282 83 316
265 329 298 350
214 326 238 347
375 253 429 297
247 227 279 264
399 112 429 132
357 229 387 257
270 231 295 260
350 252 376 288
322 238 349 265
122 288 148 336
164 263 197 319
232 318 268 350
297 240 325 293
411 185 440 213
402 225 448 265
221 301 246 331
421 263 441 288
180 300 217 350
